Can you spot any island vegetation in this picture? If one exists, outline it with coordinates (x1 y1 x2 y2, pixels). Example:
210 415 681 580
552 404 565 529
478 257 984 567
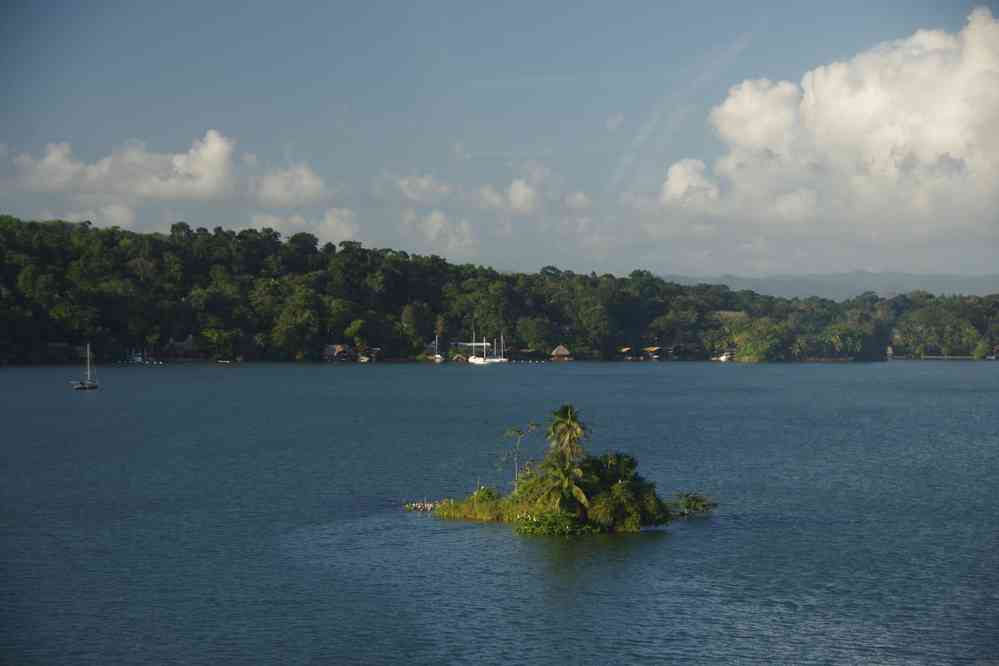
428 404 717 535
2 215 998 363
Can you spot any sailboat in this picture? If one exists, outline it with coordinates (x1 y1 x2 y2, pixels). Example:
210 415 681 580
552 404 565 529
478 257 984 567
433 335 445 363
468 328 489 365
488 333 509 364
469 330 508 365
71 342 99 390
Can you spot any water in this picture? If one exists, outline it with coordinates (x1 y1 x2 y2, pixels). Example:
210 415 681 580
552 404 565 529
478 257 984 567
2 362 997 664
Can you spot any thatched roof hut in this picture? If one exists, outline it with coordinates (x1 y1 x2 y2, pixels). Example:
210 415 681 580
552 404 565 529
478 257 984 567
550 344 572 361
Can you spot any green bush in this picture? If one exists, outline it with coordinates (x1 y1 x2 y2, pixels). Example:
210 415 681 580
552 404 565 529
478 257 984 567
514 510 603 536
671 492 719 516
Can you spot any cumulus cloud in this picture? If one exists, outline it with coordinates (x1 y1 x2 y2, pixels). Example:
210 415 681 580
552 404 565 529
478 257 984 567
402 208 477 255
396 174 452 204
660 159 719 207
320 208 360 241
507 179 537 214
251 207 359 243
13 130 235 201
474 179 539 215
253 163 326 207
648 8 999 270
476 185 506 210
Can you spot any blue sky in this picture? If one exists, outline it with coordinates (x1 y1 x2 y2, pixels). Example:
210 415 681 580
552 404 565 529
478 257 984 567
2 1 997 275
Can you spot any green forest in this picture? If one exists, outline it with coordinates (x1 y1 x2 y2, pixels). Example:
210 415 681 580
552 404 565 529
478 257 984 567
2 215 998 363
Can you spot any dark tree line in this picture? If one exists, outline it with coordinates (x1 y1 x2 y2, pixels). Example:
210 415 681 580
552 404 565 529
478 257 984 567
2 215 998 363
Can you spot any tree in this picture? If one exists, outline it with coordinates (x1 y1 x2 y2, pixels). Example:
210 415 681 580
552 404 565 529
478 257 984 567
536 456 590 513
546 404 588 464
344 318 367 350
516 316 552 351
401 301 433 348
502 421 538 485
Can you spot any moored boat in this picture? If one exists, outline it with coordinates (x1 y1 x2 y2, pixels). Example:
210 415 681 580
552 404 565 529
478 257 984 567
70 342 99 390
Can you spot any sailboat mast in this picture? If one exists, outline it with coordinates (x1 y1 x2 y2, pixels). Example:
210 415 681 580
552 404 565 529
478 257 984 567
86 343 91 382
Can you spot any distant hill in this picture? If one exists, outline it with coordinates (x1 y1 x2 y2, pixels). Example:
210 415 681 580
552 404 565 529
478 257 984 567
663 272 999 301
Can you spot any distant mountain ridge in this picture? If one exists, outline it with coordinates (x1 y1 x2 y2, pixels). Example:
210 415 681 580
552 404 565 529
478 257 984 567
662 272 999 301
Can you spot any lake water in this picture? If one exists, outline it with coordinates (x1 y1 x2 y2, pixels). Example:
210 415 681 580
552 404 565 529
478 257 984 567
1 361 997 664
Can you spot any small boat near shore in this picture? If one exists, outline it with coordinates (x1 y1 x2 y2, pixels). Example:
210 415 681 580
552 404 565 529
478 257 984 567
70 342 99 390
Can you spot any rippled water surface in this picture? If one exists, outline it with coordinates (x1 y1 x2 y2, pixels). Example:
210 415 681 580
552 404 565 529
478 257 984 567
2 362 998 664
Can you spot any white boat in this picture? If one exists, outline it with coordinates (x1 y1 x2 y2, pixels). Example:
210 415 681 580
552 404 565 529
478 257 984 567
70 342 99 390
711 350 735 362
469 330 508 365
433 335 445 363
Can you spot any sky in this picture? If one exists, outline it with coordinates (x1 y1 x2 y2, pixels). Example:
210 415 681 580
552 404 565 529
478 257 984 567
2 1 997 276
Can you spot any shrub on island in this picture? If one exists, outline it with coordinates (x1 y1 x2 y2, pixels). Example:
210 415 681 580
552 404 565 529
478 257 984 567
432 404 716 535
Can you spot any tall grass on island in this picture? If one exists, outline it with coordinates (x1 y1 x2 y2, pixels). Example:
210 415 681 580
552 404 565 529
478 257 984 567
432 404 717 535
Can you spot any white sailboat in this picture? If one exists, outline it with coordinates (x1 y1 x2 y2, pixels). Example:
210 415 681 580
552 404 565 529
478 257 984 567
433 335 445 363
468 328 489 365
488 333 509 364
70 342 99 390
469 330 508 365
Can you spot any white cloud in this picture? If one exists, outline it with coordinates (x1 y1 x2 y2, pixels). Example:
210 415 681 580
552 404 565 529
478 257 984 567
320 208 359 241
396 174 451 204
251 207 358 243
564 191 591 210
772 189 817 223
605 113 625 131
14 130 235 201
653 7 999 252
476 185 506 210
659 159 719 207
253 163 326 207
402 208 477 255
507 178 536 214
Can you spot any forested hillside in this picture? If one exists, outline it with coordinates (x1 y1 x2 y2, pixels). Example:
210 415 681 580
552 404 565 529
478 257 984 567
2 216 997 363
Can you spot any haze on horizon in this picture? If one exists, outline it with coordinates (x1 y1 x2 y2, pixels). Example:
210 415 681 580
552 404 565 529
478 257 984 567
2 1 997 277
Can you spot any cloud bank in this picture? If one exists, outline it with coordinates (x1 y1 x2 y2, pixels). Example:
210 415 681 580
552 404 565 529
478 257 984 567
649 8 999 272
15 130 235 201
254 164 326 207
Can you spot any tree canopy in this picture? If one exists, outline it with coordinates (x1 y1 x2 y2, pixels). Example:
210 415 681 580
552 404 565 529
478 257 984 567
2 215 997 362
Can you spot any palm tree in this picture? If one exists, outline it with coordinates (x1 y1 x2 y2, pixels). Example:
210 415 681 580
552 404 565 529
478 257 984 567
537 457 589 513
546 403 588 463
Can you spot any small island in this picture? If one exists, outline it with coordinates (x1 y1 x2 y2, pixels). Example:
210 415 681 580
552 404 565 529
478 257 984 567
414 404 716 535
